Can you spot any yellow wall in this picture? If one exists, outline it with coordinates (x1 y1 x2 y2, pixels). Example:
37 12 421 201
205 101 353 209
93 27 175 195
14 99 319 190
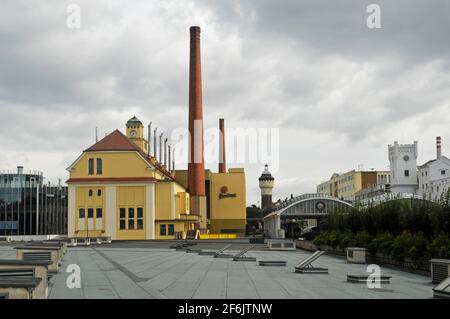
209 219 246 236
126 124 144 139
75 186 105 237
155 182 172 220
317 170 390 201
116 186 146 240
209 169 246 234
154 221 189 240
70 152 155 179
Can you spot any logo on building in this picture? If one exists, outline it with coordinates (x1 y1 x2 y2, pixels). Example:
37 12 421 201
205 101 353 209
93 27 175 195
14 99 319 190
315 201 325 211
219 185 237 199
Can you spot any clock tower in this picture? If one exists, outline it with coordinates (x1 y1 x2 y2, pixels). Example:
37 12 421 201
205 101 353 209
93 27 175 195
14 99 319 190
126 116 148 153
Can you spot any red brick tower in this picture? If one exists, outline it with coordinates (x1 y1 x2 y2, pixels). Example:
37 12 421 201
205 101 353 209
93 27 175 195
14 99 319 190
188 26 207 228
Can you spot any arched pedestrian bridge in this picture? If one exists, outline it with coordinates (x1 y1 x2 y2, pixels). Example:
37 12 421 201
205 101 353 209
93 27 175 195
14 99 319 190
263 193 353 238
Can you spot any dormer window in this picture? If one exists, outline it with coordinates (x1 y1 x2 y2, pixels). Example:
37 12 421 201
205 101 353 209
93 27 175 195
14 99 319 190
441 170 446 175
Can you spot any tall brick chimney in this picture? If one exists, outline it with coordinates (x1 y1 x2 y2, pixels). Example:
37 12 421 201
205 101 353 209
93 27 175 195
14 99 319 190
188 26 207 228
437 136 442 159
218 118 226 173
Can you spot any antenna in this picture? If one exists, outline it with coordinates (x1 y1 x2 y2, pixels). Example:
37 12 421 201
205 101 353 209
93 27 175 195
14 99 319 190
95 126 98 142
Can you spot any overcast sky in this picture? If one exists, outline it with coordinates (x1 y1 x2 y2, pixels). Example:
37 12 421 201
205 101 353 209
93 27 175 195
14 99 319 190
1 1 450 205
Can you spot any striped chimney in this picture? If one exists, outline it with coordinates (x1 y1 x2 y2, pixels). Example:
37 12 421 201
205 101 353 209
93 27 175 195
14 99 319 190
437 136 442 159
188 26 206 196
218 118 226 173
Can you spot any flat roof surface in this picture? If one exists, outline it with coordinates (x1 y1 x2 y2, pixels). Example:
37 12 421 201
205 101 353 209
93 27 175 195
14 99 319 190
0 242 434 299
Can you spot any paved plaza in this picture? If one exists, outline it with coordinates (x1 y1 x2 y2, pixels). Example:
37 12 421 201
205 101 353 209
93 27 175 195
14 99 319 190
0 241 434 299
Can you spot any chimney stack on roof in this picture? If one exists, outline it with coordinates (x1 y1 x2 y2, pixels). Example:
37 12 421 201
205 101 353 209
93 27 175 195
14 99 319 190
218 118 226 173
437 136 442 159
187 26 207 228
188 26 206 196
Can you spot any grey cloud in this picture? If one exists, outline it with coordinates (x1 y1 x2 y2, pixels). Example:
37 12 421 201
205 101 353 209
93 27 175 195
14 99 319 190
1 0 450 205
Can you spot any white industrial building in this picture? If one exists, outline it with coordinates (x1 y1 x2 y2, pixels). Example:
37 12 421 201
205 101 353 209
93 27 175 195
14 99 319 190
417 137 450 201
388 137 450 201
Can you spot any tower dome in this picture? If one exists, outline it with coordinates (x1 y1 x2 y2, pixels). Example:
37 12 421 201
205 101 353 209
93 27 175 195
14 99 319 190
259 164 274 181
126 116 143 126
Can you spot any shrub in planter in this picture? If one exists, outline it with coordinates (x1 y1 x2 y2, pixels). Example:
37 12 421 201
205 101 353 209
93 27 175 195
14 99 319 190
390 231 429 261
327 231 343 249
368 232 394 256
354 231 373 248
391 231 413 260
339 232 356 249
408 232 429 261
427 233 450 259
313 232 329 246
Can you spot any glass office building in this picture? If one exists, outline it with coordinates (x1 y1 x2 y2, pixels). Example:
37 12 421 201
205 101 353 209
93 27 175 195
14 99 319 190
0 166 67 236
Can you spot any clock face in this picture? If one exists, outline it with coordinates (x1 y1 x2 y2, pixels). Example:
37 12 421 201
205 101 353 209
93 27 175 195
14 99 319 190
130 130 137 137
403 155 409 161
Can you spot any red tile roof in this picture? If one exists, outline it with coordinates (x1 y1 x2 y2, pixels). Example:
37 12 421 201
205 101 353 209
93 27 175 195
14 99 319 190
85 130 140 152
83 129 176 182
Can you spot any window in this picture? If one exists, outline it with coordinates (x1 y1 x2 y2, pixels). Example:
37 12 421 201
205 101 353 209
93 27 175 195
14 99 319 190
88 158 94 175
441 170 446 175
97 189 102 196
89 189 93 197
160 224 167 236
96 208 102 218
79 208 85 219
404 170 409 177
168 224 174 236
128 208 135 229
137 207 144 230
87 208 94 218
119 208 126 230
96 158 102 175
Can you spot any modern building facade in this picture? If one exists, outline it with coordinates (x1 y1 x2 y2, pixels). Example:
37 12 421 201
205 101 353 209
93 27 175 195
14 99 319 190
316 169 390 202
0 167 67 236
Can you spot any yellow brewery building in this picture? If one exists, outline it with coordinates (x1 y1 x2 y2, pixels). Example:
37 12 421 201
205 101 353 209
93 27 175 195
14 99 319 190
66 117 246 240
